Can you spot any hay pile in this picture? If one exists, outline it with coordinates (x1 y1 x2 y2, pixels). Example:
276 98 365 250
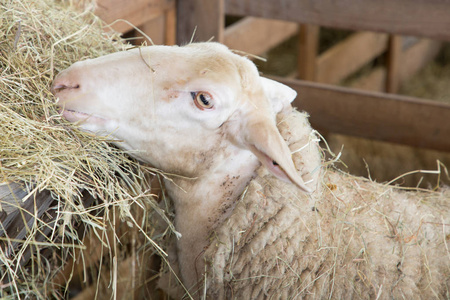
0 0 168 298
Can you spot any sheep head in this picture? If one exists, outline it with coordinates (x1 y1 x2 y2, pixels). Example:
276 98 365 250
52 42 311 193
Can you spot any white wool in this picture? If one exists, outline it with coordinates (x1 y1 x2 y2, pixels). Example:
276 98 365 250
199 110 450 299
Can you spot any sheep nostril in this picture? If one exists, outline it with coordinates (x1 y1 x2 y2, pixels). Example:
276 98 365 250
51 83 80 94
52 84 66 92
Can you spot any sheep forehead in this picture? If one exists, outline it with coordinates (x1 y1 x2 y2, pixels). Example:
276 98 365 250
72 43 260 93
79 44 263 114
134 43 261 96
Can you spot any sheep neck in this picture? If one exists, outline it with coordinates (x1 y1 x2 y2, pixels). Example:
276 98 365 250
163 147 259 292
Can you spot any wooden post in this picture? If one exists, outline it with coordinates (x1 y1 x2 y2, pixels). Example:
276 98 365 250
297 24 319 81
386 35 402 93
176 0 224 44
139 16 165 45
165 6 177 45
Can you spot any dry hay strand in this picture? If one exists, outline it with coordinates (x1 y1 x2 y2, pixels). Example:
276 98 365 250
0 0 172 298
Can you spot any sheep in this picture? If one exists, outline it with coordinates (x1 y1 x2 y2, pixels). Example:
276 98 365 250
201 111 450 299
52 42 450 299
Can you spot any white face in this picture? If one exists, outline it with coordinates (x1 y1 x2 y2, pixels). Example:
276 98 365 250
53 45 241 173
52 43 311 192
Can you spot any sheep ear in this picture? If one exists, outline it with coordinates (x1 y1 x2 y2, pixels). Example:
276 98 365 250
244 118 312 193
260 77 297 114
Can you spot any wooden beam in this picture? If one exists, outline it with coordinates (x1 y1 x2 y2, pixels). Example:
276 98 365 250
297 24 319 81
96 0 175 33
316 31 388 84
135 6 176 46
224 17 298 56
349 67 386 92
177 0 224 44
275 78 450 152
386 35 402 93
399 39 442 82
164 6 176 45
349 39 441 92
226 0 450 41
138 14 166 45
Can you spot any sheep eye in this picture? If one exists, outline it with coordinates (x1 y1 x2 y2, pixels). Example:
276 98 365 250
191 91 214 110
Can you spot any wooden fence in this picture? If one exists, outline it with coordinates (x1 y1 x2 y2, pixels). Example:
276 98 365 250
95 0 176 45
177 0 450 152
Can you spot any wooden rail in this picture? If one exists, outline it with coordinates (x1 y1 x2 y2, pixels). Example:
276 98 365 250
177 0 224 43
315 32 388 85
175 0 450 151
279 78 450 152
349 39 442 91
95 0 176 45
224 17 298 56
226 0 450 41
96 0 175 33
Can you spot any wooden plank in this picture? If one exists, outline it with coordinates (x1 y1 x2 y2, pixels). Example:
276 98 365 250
177 0 224 44
399 39 442 82
226 0 450 41
138 14 165 45
316 31 388 84
297 24 319 81
136 6 176 45
164 6 176 45
275 78 450 151
224 17 298 56
386 35 402 93
96 0 175 33
349 39 441 92
349 67 386 92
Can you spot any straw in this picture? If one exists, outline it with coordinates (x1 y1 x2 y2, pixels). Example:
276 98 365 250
0 0 171 297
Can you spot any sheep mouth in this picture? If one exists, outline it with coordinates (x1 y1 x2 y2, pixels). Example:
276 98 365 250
60 108 106 124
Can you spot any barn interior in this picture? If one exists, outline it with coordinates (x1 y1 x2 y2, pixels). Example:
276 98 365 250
1 0 449 298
